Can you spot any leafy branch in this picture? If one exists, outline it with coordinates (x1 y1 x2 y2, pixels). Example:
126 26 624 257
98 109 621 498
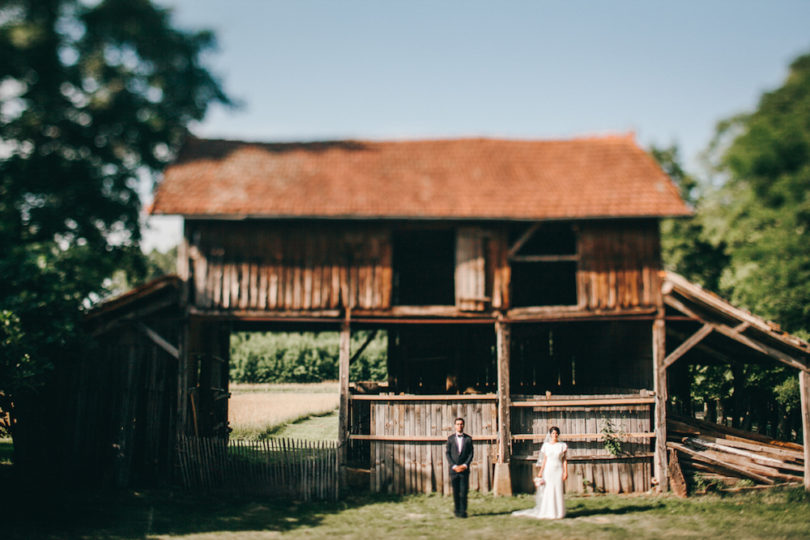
600 417 626 457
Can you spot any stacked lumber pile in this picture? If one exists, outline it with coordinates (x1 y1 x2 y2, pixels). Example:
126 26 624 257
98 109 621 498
667 415 804 491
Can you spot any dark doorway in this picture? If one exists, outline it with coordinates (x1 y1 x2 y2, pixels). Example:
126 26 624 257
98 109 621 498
392 229 455 305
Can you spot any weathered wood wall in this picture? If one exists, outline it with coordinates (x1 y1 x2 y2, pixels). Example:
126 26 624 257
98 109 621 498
63 323 179 487
510 395 654 493
353 397 497 494
185 318 231 438
577 221 662 311
187 221 392 311
184 219 661 314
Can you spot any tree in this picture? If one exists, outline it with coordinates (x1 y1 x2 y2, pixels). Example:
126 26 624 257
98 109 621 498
704 52 810 337
0 0 230 459
656 52 810 439
655 145 728 292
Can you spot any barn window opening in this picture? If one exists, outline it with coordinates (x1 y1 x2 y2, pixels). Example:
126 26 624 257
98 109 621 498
229 329 388 385
510 321 652 395
509 222 579 307
386 324 496 394
392 229 455 305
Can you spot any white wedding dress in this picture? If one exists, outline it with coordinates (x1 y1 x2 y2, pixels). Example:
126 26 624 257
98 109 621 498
512 441 567 519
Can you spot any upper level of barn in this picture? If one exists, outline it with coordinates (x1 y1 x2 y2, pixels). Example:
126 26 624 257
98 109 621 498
151 135 691 320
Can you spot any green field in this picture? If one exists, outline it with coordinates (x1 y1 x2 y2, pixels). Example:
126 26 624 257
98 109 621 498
2 486 809 539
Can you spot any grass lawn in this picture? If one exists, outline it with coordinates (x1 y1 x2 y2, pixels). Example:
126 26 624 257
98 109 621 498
270 409 338 440
3 486 810 539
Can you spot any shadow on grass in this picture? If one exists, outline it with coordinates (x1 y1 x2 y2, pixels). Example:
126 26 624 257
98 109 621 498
1 475 407 539
566 502 664 518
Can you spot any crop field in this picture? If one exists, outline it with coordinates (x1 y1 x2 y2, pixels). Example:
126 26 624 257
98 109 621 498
228 382 338 439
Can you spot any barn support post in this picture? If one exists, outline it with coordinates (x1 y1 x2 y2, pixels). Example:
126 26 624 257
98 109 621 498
177 223 192 441
338 315 351 488
800 369 810 492
652 317 669 492
492 319 513 495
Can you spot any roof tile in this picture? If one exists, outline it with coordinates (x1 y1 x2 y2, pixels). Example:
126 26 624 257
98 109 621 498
151 136 692 220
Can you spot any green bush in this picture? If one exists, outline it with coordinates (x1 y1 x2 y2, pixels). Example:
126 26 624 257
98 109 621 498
230 331 387 383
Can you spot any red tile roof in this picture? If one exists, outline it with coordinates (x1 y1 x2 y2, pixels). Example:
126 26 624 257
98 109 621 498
151 135 692 220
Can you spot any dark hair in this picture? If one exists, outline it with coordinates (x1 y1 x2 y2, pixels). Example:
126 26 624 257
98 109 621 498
455 417 465 424
549 426 560 435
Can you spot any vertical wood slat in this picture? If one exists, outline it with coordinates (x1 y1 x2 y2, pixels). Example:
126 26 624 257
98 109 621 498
456 228 487 311
653 318 669 492
175 436 340 501
799 370 810 492
189 224 400 312
578 222 660 310
364 399 496 495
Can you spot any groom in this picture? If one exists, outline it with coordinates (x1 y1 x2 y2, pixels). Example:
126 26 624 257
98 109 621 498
446 417 473 518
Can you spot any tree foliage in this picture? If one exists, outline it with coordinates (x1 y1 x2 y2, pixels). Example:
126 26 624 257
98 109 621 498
230 331 388 384
655 145 728 292
657 51 810 440
0 0 229 444
703 52 810 336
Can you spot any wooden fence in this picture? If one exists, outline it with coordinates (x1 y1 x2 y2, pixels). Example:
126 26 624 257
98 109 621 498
176 436 340 501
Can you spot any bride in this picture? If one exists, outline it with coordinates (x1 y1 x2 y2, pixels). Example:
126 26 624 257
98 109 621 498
512 426 568 519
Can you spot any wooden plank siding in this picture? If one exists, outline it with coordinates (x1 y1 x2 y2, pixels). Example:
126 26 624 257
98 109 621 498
185 219 661 314
364 398 497 494
510 395 654 494
577 221 662 311
351 395 652 495
187 222 392 312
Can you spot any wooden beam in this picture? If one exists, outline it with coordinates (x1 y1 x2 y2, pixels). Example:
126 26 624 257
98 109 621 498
496 320 511 464
668 448 688 498
507 223 541 258
350 394 497 401
509 254 579 263
494 319 513 496
664 324 713 369
507 305 657 322
338 316 351 469
800 370 810 492
712 324 808 372
665 296 807 372
511 397 655 407
349 329 378 365
90 295 181 337
136 322 180 359
665 272 810 354
668 442 774 485
663 294 704 320
667 327 731 364
511 432 655 441
653 317 669 492
348 434 498 442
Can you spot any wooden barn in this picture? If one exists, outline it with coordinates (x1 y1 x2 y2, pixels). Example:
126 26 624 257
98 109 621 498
76 134 810 494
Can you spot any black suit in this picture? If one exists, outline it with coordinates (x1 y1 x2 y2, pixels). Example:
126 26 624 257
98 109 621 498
446 432 474 516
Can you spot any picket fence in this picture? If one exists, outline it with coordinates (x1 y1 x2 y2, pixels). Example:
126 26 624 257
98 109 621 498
176 435 341 501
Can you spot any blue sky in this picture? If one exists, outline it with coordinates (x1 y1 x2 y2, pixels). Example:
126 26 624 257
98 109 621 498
143 0 810 251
